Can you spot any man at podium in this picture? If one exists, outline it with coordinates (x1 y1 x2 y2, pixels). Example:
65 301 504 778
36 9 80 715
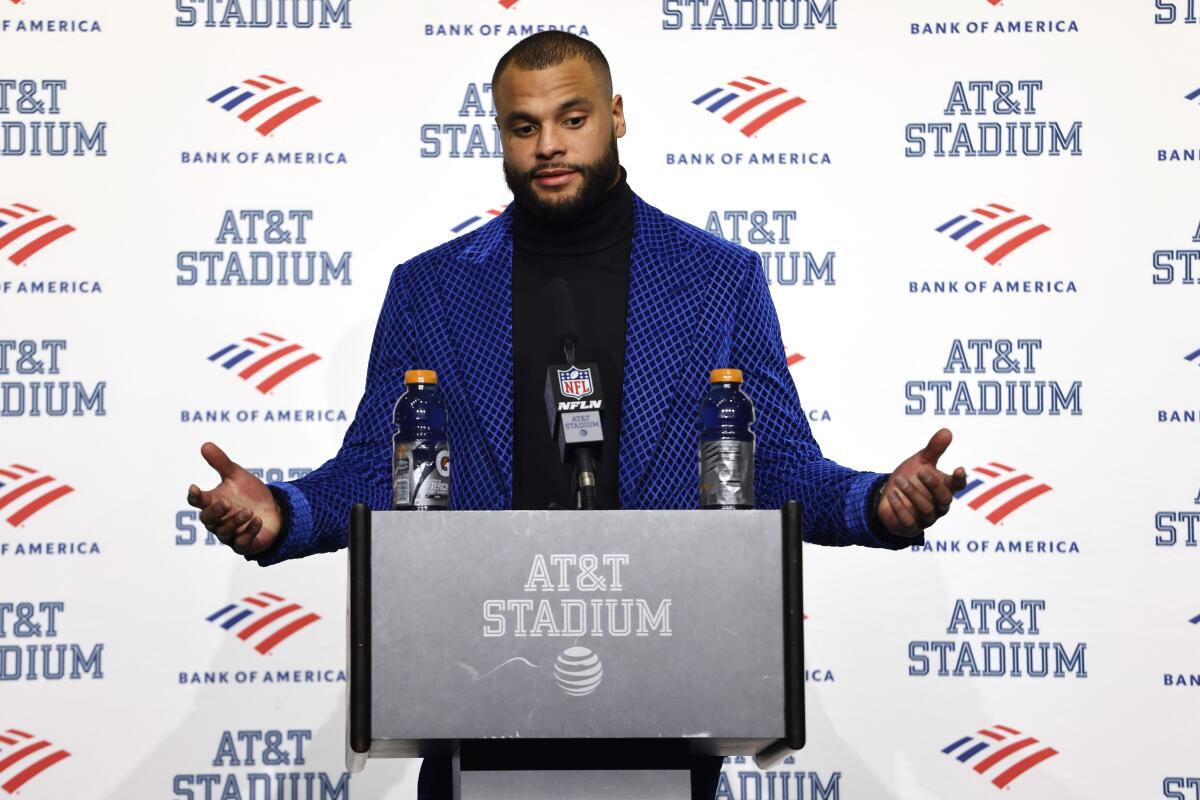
187 31 966 800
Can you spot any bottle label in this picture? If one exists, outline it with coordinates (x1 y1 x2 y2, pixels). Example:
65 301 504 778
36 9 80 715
699 440 754 508
393 440 450 509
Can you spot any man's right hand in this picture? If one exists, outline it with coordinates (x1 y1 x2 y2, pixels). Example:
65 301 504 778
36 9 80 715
187 442 283 556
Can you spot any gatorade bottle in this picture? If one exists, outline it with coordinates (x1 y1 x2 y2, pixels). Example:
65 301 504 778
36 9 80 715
699 368 755 509
392 369 450 510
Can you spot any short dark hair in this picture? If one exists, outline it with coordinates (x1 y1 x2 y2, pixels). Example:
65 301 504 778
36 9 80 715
492 31 613 98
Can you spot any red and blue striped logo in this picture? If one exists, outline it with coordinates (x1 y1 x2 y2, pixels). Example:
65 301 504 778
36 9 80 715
955 462 1052 525
208 332 321 394
206 591 321 655
0 728 70 795
207 74 322 136
936 203 1051 265
0 203 75 266
0 464 73 528
692 76 806 137
942 724 1058 790
452 204 508 234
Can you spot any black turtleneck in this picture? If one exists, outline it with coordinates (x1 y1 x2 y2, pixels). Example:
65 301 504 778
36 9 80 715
511 168 634 510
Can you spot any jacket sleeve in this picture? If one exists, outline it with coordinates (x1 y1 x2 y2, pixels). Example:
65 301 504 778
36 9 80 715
728 250 919 550
254 265 415 565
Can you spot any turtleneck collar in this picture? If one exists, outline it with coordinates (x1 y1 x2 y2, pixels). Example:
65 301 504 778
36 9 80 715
511 166 634 257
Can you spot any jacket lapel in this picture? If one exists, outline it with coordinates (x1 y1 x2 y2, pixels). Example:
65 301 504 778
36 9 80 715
438 212 514 506
619 196 709 507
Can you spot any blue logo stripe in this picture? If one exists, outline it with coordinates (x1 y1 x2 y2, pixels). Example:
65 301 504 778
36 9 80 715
208 86 239 104
452 216 482 234
208 344 238 361
692 88 723 105
955 478 983 498
941 736 972 754
949 220 984 241
707 92 739 112
0 219 7 229
222 90 255 111
1184 348 1200 362
936 215 967 233
221 608 255 629
222 349 255 369
1189 613 1200 624
206 603 237 622
956 741 990 762
1186 87 1200 101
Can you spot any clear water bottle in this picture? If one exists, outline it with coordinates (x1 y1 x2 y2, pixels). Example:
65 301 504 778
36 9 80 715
392 369 450 510
699 368 755 509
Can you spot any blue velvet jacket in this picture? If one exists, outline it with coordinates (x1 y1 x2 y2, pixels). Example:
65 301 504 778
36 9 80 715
261 195 907 565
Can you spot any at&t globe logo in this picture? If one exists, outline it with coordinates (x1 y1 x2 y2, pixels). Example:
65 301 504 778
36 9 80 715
554 646 603 696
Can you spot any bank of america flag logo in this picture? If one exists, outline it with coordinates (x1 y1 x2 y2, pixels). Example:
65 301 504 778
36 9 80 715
0 728 71 794
692 76 806 137
942 724 1058 790
208 332 321 394
452 204 508 234
207 74 322 136
955 462 1051 525
206 591 321 655
0 203 75 266
936 203 1051 265
0 464 73 527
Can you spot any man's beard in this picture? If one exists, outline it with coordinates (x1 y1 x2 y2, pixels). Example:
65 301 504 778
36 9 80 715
504 133 619 224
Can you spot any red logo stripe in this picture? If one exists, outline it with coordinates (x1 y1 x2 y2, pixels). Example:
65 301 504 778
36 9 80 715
0 469 20 481
260 74 285 84
256 96 321 136
7 485 73 527
0 209 22 219
236 602 302 640
729 80 756 91
6 730 32 739
972 207 1000 219
256 353 320 393
2 748 70 793
238 86 303 122
991 747 1058 789
239 343 301 379
10 224 76 266
254 612 320 654
499 0 519 7
986 483 1052 524
11 204 37 213
745 76 769 85
244 78 271 90
983 223 1051 265
244 336 272 347
722 86 785 123
0 215 54 250
0 740 49 773
260 591 285 601
0 735 15 746
741 96 806 137
972 736 1035 772
0 476 54 510
989 463 1014 473
965 215 1031 252
977 728 1005 741
242 595 270 608
967 474 1030 509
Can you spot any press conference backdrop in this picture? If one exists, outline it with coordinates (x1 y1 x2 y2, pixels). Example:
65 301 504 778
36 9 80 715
1 0 1196 797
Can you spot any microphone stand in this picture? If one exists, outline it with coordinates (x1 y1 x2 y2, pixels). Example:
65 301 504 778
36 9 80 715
560 336 597 510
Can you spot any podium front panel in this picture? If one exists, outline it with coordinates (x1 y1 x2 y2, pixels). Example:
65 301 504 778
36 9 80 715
364 509 788 743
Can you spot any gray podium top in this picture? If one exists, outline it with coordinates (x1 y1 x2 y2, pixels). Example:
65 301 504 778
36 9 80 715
347 505 804 771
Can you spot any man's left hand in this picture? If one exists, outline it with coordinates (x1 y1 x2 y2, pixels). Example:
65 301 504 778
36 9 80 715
877 428 967 538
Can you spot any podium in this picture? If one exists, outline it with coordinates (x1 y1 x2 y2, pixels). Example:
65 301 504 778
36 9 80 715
346 503 805 799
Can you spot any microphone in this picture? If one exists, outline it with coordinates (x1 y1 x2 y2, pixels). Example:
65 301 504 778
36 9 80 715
548 278 578 363
543 280 603 509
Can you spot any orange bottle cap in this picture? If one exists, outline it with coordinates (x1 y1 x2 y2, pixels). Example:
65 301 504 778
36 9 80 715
710 368 743 384
404 369 438 385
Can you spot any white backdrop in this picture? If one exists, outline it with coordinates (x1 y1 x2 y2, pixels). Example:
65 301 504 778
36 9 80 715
2 1 1198 798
